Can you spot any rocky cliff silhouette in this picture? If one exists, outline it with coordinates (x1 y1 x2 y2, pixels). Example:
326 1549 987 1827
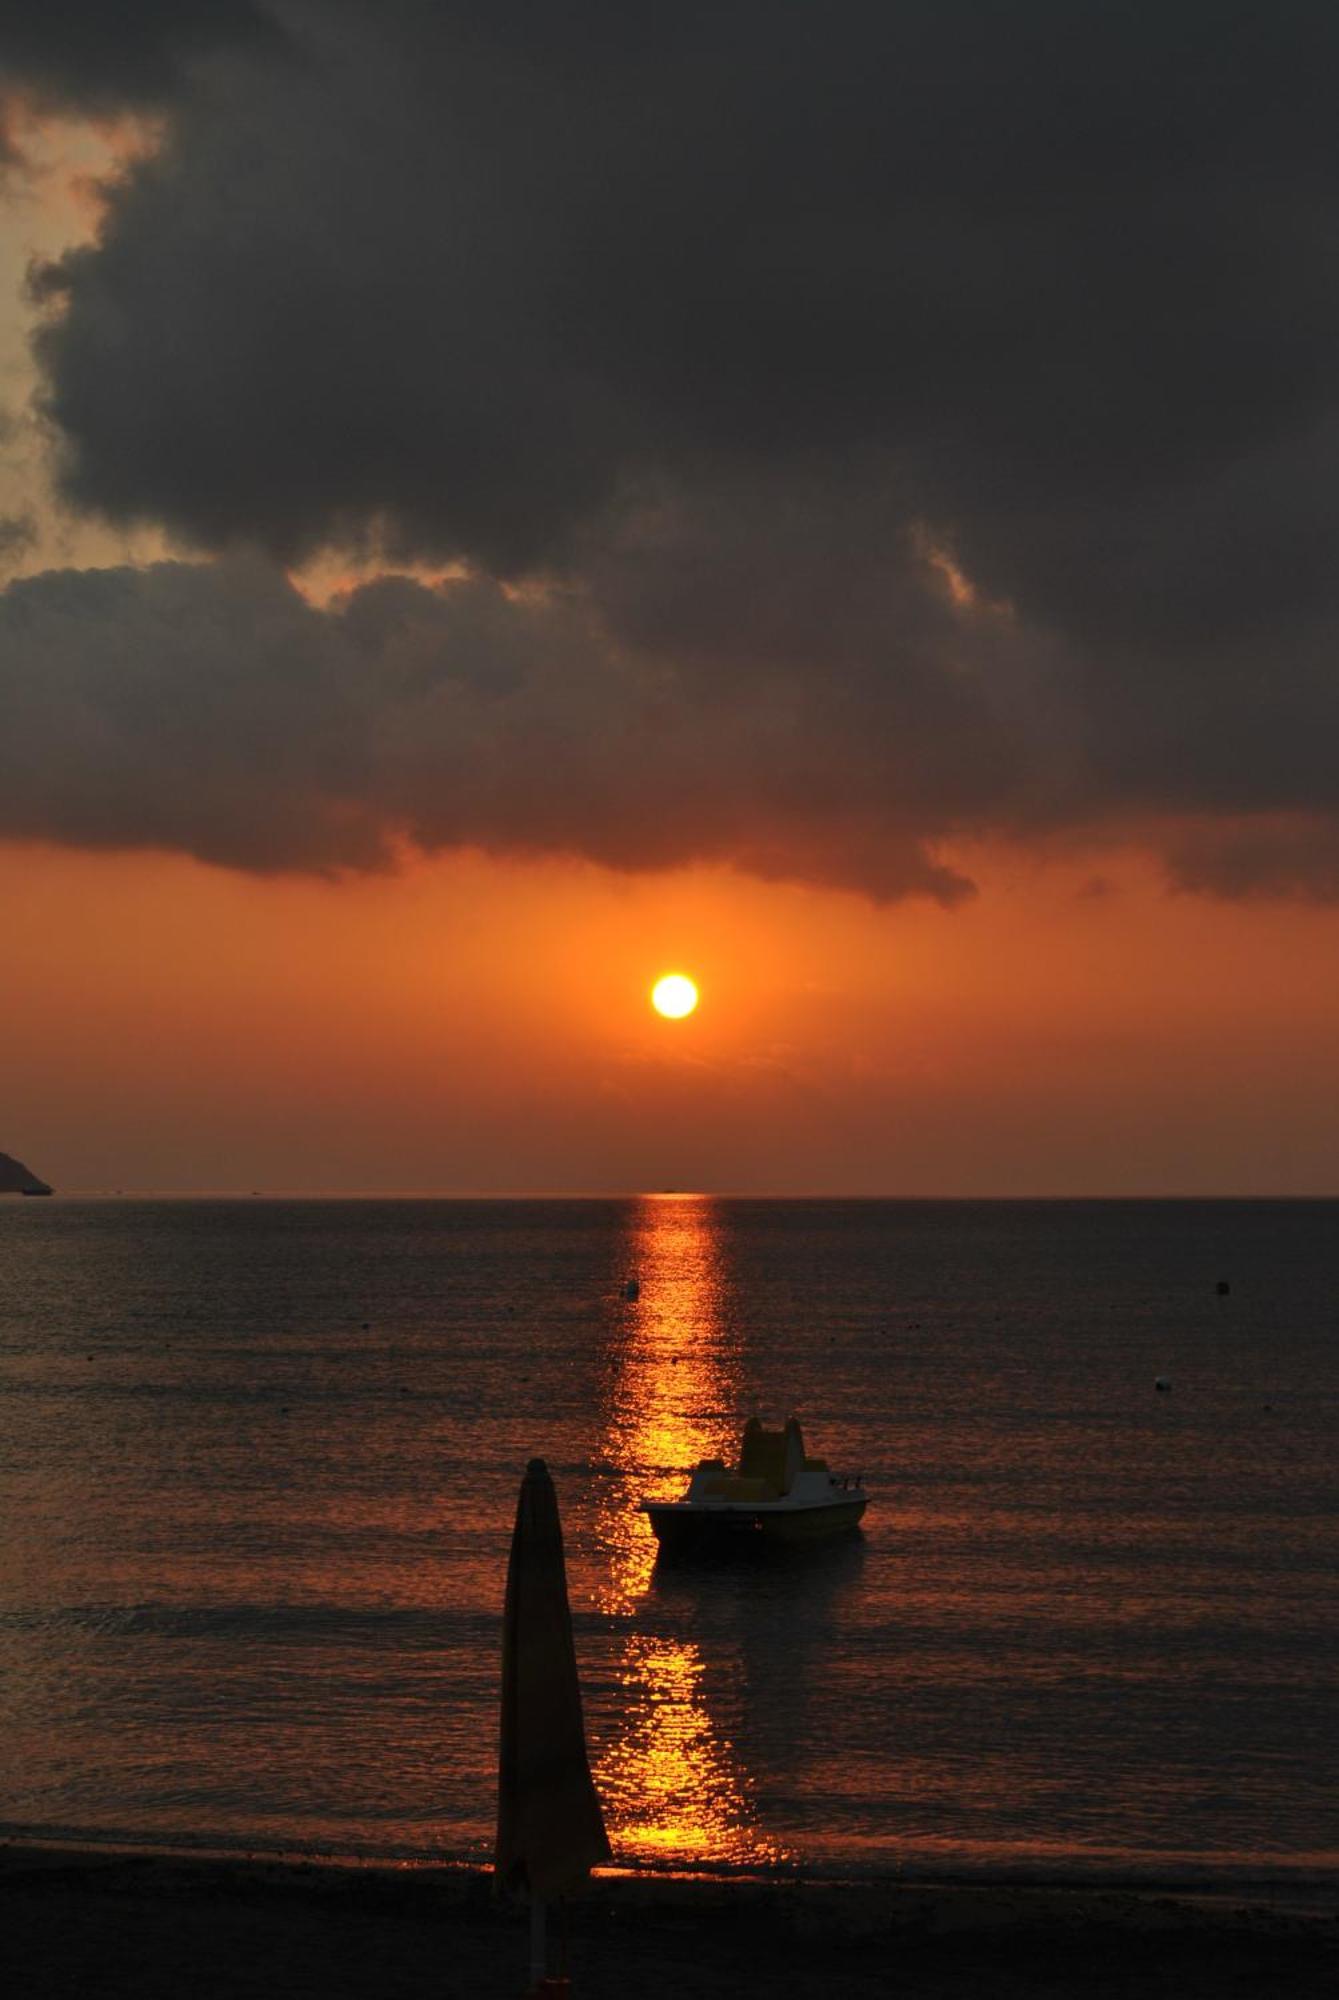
0 1151 53 1194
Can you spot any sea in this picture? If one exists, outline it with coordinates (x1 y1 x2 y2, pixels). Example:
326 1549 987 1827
0 1196 1335 1891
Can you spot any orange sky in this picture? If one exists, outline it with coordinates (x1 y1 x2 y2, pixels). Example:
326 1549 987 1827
7 837 1339 1194
6 100 1339 1197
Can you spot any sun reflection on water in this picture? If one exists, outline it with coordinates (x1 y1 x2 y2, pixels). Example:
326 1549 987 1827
592 1196 791 1869
593 1195 738 1614
597 1633 787 1867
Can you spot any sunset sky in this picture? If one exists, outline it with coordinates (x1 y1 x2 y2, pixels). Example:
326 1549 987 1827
4 5 1339 1194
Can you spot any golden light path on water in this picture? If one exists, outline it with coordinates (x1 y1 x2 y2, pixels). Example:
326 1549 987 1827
590 1197 790 1868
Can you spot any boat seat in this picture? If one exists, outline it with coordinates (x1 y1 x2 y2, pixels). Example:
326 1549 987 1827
700 1474 779 1502
739 1416 807 1495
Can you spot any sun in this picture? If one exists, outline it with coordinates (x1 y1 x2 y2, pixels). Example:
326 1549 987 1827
651 973 699 1019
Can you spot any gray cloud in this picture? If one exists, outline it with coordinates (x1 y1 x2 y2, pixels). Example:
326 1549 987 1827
0 4 283 108
0 548 1066 897
0 559 379 869
6 4 1339 896
1164 817 1339 903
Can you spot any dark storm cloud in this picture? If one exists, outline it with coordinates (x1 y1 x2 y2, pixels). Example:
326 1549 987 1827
0 3 283 107
8 3 1339 896
0 552 1049 896
0 560 377 870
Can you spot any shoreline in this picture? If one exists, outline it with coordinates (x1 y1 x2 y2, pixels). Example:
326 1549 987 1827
4 1844 1335 2000
3 1833 1336 1905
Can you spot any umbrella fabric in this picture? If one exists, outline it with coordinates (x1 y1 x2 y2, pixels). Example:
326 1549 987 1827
495 1457 611 1898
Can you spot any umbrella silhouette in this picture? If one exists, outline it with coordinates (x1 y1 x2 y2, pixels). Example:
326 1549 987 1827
496 1457 610 1989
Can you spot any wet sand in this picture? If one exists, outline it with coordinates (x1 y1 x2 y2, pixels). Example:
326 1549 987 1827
2 1847 1334 2000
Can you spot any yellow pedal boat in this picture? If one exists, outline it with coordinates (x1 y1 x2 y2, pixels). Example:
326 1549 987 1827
641 1416 867 1551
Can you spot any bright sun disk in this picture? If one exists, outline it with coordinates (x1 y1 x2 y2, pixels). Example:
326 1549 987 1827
651 973 699 1019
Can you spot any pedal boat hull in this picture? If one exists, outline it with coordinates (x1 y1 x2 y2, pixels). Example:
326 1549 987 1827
642 1490 867 1550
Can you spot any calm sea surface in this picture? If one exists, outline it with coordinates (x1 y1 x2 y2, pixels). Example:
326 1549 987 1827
0 1197 1335 1887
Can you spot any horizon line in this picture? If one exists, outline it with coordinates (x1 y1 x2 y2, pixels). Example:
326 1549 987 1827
17 1188 1339 1204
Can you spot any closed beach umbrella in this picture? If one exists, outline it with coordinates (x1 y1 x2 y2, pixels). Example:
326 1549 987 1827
496 1457 610 1986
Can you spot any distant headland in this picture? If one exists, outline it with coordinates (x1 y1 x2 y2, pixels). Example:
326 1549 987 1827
0 1151 53 1195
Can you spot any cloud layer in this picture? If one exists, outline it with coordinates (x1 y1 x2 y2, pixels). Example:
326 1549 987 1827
5 4 1339 897
0 2 282 109
0 551 1044 897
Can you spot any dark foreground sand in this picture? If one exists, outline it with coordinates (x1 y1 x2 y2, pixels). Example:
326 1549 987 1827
2 1847 1334 2000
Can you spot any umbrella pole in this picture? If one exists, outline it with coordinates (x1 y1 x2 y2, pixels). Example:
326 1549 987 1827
529 1894 546 1991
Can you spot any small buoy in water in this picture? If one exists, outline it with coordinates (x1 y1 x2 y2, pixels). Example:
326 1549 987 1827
623 1277 640 1301
1216 1280 1230 1296
1155 1377 1172 1393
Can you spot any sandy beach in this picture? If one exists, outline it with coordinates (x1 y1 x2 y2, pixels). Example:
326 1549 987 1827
3 1847 1334 2000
